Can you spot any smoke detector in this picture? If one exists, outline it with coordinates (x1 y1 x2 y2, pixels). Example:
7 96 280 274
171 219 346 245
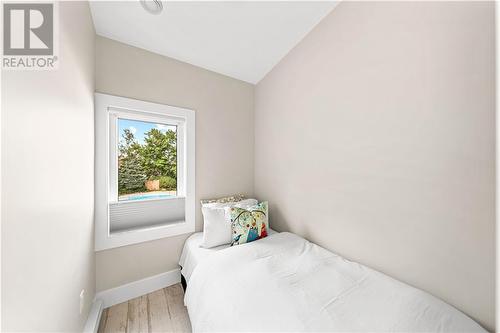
140 0 163 15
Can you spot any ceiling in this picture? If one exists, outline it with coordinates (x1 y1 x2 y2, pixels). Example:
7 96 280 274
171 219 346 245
89 1 338 84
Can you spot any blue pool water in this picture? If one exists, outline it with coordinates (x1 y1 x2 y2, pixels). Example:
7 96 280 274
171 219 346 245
121 193 172 201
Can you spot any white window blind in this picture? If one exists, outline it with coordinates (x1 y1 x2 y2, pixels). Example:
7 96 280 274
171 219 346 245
109 197 185 233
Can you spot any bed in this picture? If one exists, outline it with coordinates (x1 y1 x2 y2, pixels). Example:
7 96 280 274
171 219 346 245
180 231 486 332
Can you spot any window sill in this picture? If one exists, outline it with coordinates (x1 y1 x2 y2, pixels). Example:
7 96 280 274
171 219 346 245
95 219 194 251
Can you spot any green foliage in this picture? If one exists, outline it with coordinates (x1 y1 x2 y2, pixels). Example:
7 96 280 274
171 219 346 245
140 128 177 180
159 176 177 190
118 127 177 195
118 158 147 194
118 128 146 195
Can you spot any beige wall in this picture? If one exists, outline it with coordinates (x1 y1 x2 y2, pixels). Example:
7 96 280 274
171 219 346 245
95 36 254 291
255 2 495 331
1 2 96 331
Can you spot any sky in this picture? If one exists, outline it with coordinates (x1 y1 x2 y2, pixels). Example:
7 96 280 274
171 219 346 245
118 118 177 144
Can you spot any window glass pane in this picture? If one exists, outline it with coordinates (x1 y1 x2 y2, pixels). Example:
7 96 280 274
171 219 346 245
118 118 177 201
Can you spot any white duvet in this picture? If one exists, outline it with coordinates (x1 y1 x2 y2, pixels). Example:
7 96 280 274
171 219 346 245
185 232 485 332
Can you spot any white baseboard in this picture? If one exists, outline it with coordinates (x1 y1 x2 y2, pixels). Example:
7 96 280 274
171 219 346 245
95 268 181 308
83 299 103 333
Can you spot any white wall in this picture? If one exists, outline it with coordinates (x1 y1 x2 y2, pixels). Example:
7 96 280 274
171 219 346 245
255 2 495 331
95 36 254 291
1 2 96 331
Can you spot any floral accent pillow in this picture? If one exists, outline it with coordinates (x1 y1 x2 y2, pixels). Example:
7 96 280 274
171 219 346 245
228 201 269 246
200 194 245 205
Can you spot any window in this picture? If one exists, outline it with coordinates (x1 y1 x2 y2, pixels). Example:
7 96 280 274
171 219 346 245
117 118 178 202
113 117 180 203
95 93 195 251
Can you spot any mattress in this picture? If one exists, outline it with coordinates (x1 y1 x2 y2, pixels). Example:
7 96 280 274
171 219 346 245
178 230 277 283
185 232 486 332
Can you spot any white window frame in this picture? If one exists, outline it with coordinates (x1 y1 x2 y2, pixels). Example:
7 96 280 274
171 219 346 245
108 110 185 202
95 93 195 251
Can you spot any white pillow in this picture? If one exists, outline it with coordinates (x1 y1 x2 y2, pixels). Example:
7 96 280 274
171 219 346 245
200 198 257 248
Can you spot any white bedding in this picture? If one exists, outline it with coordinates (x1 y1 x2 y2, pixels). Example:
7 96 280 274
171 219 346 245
179 230 277 283
185 232 485 332
179 232 231 283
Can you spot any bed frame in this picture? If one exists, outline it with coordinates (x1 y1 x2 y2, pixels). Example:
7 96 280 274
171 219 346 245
181 272 187 291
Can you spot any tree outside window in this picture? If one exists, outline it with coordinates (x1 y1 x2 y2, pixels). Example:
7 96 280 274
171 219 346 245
118 119 177 201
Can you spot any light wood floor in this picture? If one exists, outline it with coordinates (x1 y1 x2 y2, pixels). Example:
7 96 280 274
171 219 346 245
98 283 192 333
